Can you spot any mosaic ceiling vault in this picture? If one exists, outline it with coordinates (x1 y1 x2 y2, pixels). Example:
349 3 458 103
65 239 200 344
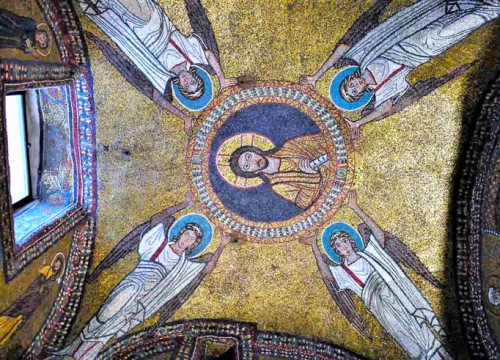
0 0 498 359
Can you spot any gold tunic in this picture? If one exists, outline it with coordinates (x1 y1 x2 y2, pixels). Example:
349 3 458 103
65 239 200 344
264 133 334 209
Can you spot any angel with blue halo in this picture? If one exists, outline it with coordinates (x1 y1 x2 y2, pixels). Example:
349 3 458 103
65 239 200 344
301 191 452 360
300 0 500 139
79 0 238 136
56 191 232 360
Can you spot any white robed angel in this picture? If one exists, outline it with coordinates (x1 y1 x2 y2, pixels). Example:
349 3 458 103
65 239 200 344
300 0 500 137
79 0 237 134
56 193 231 360
302 192 453 359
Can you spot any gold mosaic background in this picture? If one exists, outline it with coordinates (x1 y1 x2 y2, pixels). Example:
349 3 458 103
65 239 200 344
0 232 73 357
0 0 498 359
69 1 498 358
0 2 66 358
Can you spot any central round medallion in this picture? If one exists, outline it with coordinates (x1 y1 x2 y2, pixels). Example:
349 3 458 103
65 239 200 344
188 81 355 243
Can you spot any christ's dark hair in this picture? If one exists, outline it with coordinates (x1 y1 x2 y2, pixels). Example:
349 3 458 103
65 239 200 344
229 145 276 179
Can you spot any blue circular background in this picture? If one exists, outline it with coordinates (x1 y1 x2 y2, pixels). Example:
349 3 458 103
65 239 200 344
172 66 214 111
209 103 322 222
329 66 373 111
168 213 213 258
321 222 364 264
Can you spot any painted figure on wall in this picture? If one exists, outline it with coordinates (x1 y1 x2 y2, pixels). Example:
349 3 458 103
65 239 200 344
301 192 450 359
228 133 333 209
0 8 51 55
300 0 500 137
58 192 232 359
0 253 64 346
79 0 237 135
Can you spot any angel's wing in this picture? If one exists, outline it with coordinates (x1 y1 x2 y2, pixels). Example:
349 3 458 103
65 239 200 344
410 62 473 103
323 276 372 340
191 253 213 263
85 31 174 102
184 0 220 60
78 0 109 16
87 216 175 282
357 223 442 288
362 63 473 119
338 0 392 47
321 253 337 268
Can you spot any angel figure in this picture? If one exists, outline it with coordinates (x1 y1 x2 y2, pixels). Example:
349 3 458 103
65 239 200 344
57 192 232 360
300 0 500 138
79 0 237 135
0 253 64 346
301 192 452 359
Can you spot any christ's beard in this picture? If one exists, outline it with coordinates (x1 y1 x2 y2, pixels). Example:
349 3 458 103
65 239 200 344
257 156 269 172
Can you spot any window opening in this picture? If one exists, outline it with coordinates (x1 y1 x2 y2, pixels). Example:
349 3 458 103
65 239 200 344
6 93 32 209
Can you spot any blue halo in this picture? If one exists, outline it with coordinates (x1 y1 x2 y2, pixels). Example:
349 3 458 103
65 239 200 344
329 66 373 111
168 213 213 258
172 65 214 111
321 222 364 265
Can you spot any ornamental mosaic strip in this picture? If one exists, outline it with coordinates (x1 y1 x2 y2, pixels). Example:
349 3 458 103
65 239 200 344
0 1 497 359
25 67 98 358
97 319 364 360
0 0 91 282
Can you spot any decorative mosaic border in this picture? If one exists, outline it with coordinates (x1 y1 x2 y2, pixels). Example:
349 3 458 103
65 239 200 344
99 332 179 360
0 81 87 281
257 331 363 359
0 0 92 281
1 61 75 83
25 65 98 358
0 0 97 356
187 81 355 243
455 73 500 358
97 319 364 360
35 0 89 67
9 205 87 276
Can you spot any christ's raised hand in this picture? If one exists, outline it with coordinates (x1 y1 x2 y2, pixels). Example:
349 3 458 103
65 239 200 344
298 158 317 174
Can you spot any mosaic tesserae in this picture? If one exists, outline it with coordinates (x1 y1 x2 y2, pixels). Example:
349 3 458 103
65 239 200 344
0 0 498 359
